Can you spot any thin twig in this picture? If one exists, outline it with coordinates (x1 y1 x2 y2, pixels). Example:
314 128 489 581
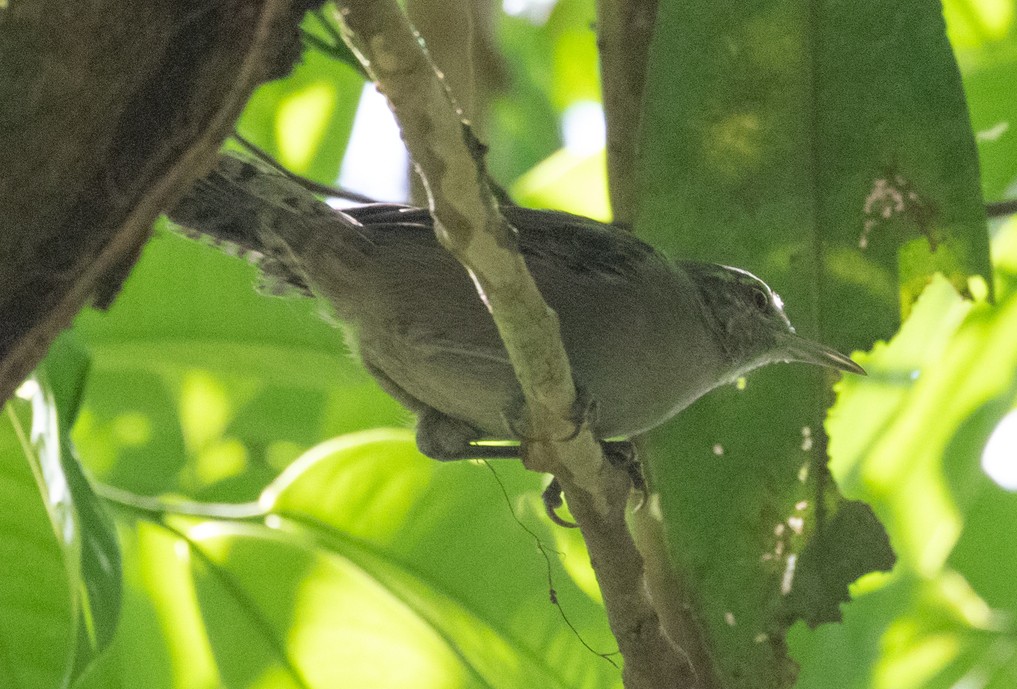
330 3 695 688
312 7 346 50
986 199 1017 218
232 131 380 204
300 29 342 59
595 0 659 224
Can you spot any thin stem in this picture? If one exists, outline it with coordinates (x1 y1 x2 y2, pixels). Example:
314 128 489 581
312 7 347 50
95 482 267 522
231 132 381 204
300 29 342 58
986 199 1017 219
595 0 659 225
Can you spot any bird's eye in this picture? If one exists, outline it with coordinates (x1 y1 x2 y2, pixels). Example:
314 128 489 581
751 287 769 310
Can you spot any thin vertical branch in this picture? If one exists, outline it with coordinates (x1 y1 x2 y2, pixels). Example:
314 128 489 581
596 0 659 224
331 2 695 686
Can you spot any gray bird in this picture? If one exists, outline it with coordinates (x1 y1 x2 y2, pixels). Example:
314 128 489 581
169 153 863 465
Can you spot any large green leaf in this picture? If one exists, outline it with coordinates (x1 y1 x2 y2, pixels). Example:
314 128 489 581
1 340 121 689
84 431 620 688
73 520 224 689
259 430 619 688
0 382 77 688
0 335 122 688
789 216 1017 688
635 1 990 686
44 337 123 678
188 522 583 689
638 0 990 339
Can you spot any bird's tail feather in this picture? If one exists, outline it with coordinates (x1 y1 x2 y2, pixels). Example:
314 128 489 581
166 152 360 296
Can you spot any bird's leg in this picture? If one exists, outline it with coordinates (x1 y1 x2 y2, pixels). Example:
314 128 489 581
362 358 491 460
505 386 609 527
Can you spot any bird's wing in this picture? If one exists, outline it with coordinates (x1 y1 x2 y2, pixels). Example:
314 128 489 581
344 204 665 284
505 206 662 282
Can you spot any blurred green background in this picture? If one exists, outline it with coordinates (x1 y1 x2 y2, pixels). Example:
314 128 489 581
2 1 1017 687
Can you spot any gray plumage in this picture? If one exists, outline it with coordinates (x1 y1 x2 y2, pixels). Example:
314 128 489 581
169 153 862 459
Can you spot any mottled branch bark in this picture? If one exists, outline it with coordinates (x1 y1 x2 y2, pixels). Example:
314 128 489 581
596 0 659 224
331 2 694 686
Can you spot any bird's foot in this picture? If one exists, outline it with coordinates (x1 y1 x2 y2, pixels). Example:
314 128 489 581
416 408 525 459
541 440 647 527
601 440 648 510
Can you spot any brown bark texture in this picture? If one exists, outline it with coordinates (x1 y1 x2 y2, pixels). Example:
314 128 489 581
0 0 320 404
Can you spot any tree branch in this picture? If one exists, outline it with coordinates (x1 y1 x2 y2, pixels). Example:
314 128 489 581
330 2 694 686
595 0 659 224
986 198 1017 218
333 0 589 477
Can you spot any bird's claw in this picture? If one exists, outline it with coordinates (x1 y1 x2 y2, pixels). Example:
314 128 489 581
564 388 598 441
541 477 578 528
541 441 649 527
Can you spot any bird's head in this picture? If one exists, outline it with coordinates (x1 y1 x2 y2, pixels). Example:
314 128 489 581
680 261 864 381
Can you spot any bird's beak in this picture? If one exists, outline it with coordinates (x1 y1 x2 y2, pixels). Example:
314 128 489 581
780 334 866 375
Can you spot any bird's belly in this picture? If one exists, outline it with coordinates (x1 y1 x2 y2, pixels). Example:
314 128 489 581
357 281 725 444
565 323 725 440
360 323 725 443
360 330 519 438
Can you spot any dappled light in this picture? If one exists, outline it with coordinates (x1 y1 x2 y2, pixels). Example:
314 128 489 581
276 84 339 173
511 148 610 221
4 0 1017 687
982 409 1017 490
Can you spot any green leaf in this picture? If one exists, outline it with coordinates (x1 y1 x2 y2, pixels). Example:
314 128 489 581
1 382 77 688
42 335 123 664
634 1 990 686
945 0 1017 200
545 0 600 110
258 430 621 688
637 0 991 345
791 217 1017 687
0 337 123 687
511 148 610 221
95 520 222 689
236 44 363 182
80 431 620 688
829 258 1017 572
188 522 584 689
789 572 1006 689
948 477 1017 612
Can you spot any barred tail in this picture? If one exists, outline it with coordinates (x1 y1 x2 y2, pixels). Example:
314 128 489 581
166 152 349 295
